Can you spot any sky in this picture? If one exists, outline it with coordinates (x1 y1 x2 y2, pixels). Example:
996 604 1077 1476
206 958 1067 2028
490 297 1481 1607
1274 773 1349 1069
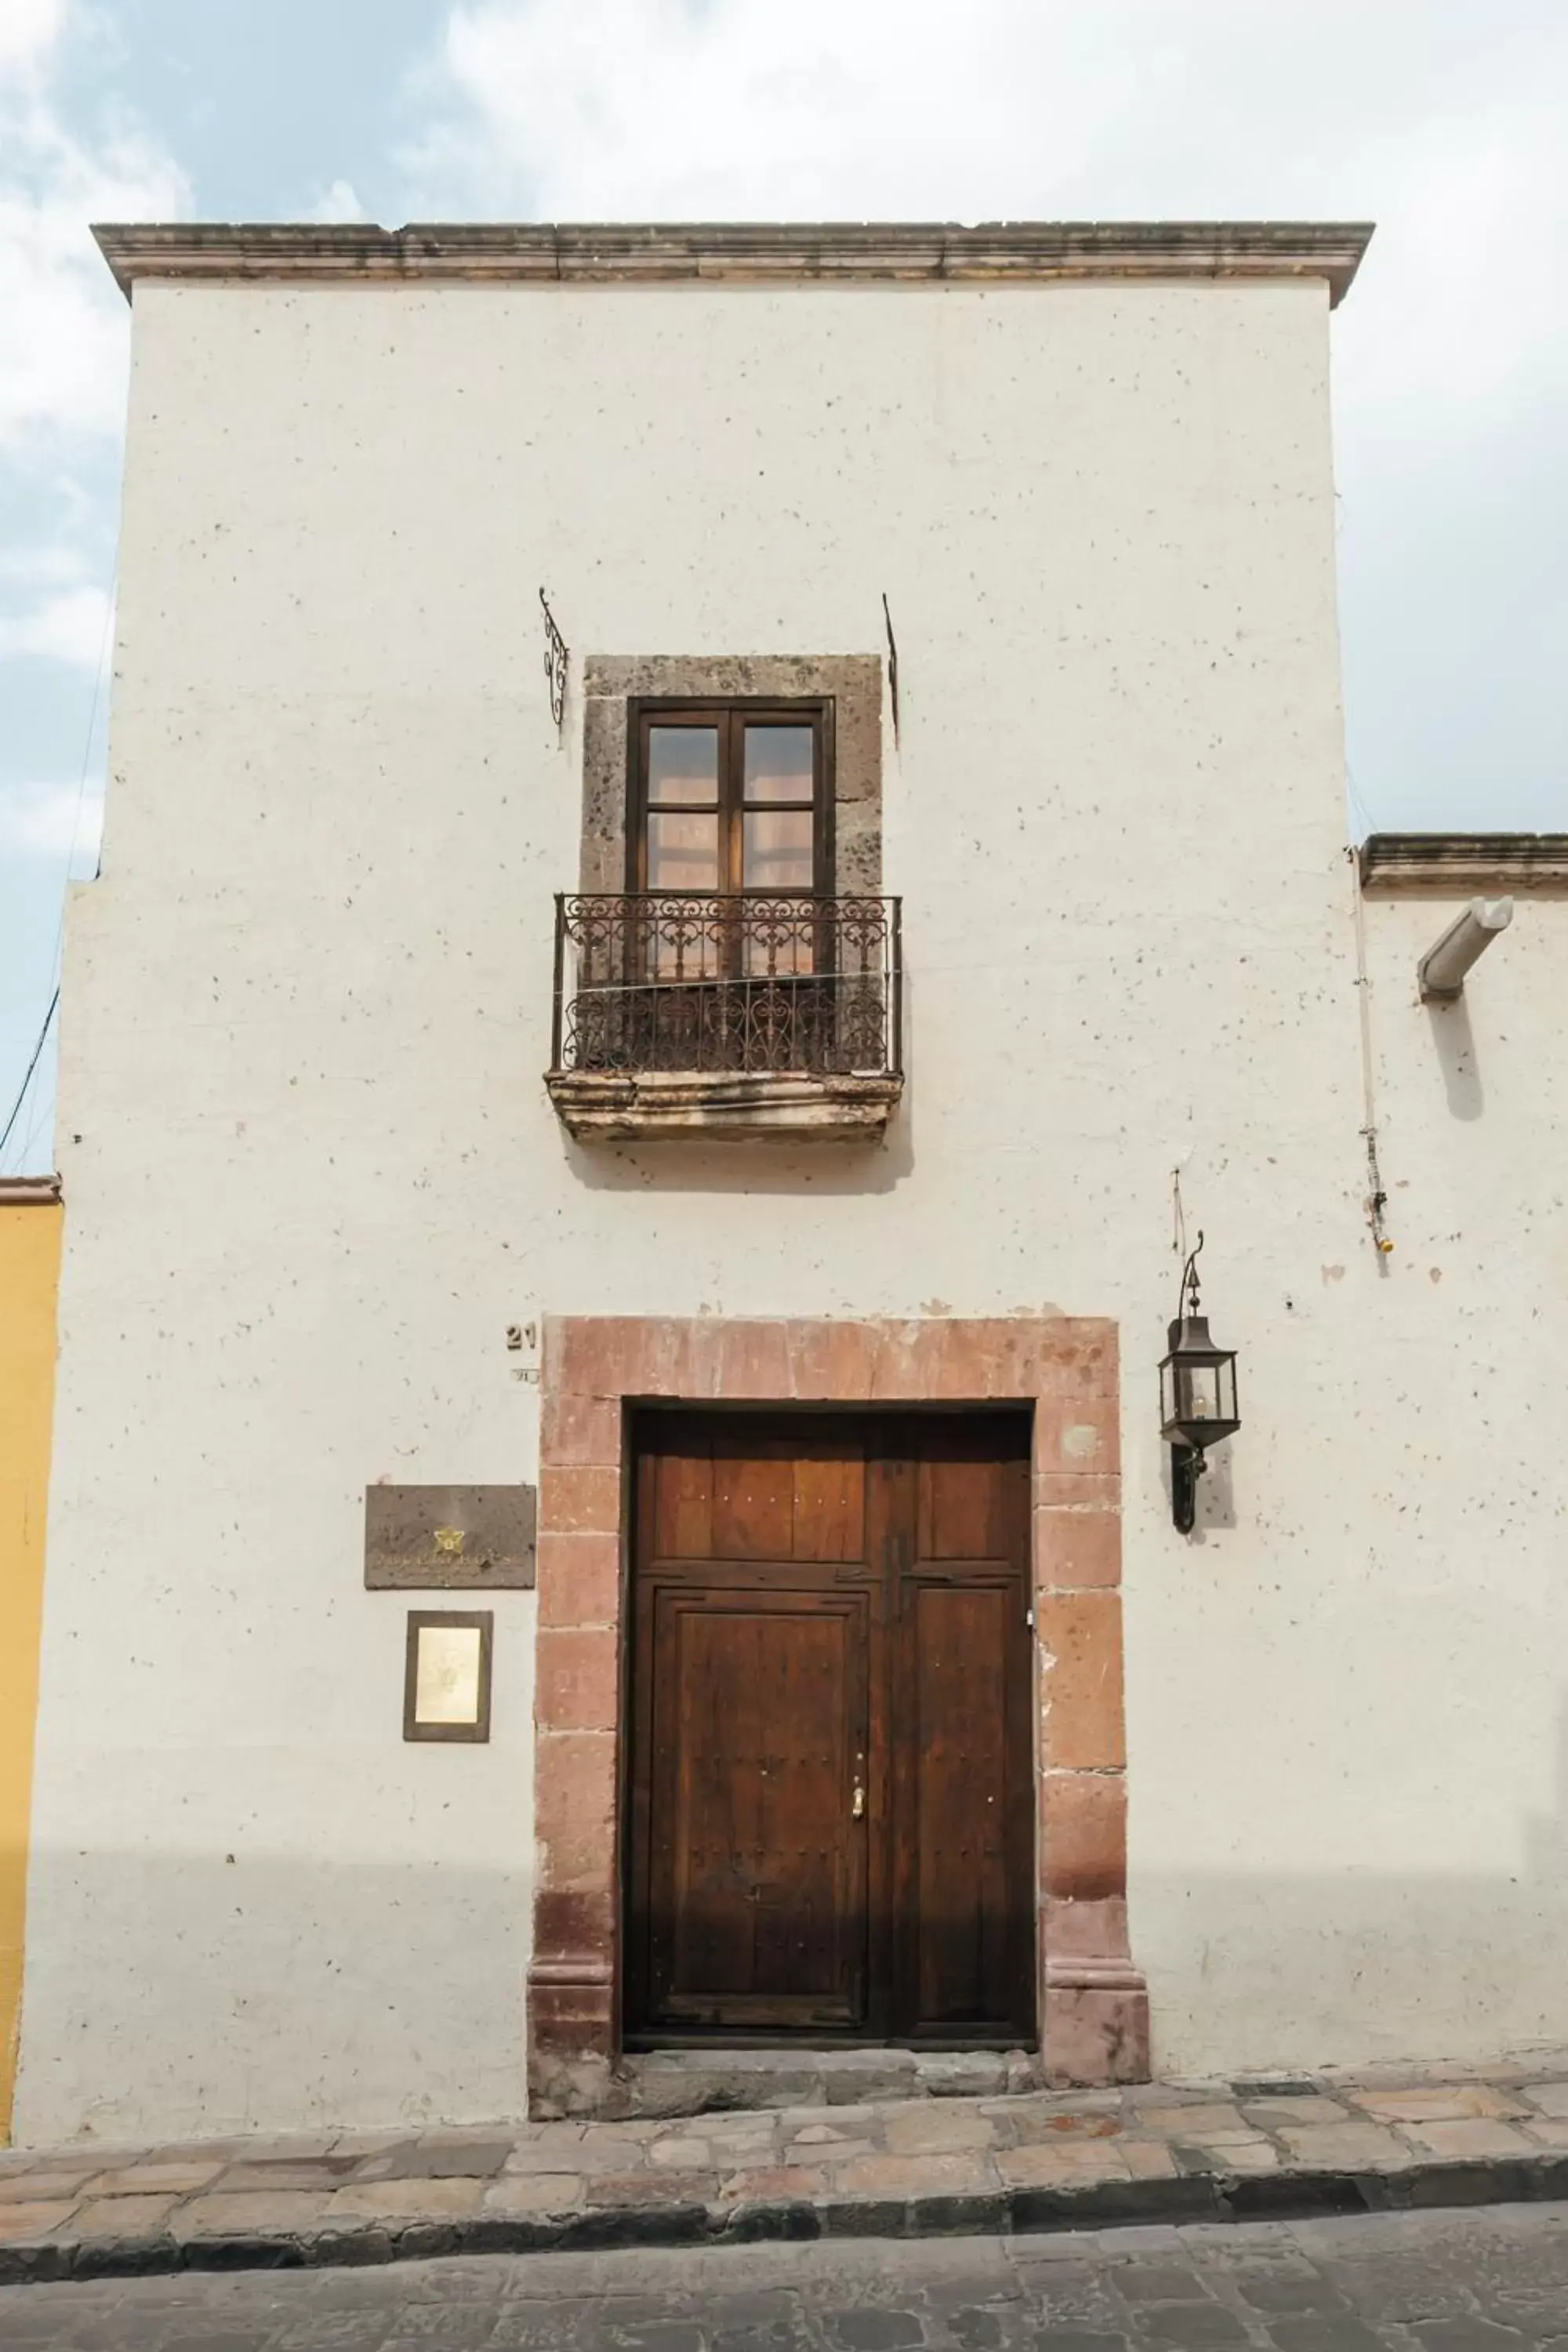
1 0 1565 1173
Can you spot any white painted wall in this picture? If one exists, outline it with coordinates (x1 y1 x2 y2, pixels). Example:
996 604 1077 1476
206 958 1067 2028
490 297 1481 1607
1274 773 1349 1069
1141 881 1568 2075
20 271 1568 2141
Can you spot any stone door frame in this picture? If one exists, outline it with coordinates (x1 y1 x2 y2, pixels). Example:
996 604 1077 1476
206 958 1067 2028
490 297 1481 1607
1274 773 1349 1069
529 1315 1148 2116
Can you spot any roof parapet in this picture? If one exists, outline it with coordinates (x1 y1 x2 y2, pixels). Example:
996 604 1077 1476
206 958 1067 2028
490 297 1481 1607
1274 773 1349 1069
1359 834 1568 895
0 1175 62 1206
93 220 1374 306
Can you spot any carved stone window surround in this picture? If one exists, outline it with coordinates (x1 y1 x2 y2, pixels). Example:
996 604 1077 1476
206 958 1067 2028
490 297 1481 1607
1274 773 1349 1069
579 655 884 895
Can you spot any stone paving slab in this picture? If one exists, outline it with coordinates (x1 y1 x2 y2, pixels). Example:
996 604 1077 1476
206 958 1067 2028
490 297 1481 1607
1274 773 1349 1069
10 2062 1568 2285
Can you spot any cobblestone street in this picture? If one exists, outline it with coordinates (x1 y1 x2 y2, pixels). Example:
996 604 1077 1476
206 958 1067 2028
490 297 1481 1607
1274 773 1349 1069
9 2201 1568 2350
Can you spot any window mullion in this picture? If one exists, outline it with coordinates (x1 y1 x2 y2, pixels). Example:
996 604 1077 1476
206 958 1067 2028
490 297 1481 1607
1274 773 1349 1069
723 709 744 895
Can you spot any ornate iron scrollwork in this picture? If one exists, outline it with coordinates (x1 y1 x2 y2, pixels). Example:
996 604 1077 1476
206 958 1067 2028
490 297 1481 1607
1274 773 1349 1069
539 587 568 731
882 591 900 742
549 893 902 1081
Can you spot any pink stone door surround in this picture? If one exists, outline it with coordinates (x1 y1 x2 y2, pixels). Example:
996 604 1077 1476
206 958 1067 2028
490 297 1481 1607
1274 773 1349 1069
529 1314 1149 2116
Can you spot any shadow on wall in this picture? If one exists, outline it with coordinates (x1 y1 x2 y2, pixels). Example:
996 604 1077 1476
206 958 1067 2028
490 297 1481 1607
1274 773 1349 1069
1165 1441 1237 1536
563 1120 916 1199
13 1848 534 2147
1425 995 1485 1122
19 1711 1568 2143
1149 1700 1568 2078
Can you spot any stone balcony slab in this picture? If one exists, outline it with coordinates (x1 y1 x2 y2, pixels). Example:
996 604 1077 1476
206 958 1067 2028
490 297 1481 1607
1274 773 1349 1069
546 1068 902 1142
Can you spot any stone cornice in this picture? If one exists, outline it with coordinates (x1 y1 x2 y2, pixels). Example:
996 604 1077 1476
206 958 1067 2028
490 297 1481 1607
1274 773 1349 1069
93 220 1374 306
1359 833 1568 894
0 1175 61 1206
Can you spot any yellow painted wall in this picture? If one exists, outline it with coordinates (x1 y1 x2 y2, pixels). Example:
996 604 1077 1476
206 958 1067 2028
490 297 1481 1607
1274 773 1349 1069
0 1195 61 2143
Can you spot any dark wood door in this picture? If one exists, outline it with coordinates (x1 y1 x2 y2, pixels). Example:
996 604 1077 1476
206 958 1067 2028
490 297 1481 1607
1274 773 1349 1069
626 1410 1034 2045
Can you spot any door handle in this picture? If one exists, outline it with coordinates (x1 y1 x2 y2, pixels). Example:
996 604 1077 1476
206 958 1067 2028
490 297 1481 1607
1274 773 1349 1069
851 1782 866 1819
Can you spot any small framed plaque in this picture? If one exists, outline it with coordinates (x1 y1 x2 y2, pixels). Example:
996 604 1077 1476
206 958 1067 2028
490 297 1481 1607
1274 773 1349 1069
403 1610 494 1743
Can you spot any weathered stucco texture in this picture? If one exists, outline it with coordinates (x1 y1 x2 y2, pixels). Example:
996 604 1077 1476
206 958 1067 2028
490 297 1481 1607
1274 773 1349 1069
19 270 1568 2142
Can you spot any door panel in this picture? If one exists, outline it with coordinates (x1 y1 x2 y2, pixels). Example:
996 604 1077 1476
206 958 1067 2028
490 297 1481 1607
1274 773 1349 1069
652 1447 713 1558
790 1448 866 1563
652 1429 866 1564
902 1420 1035 2038
626 1409 1034 2046
710 1446 797 1560
907 1582 1027 2032
649 1588 868 2027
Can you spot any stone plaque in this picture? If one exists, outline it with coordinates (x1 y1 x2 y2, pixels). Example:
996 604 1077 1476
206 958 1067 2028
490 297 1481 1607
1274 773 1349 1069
365 1484 535 1590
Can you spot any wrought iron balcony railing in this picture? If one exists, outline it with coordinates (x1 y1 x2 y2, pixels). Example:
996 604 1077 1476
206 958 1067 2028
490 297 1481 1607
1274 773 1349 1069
550 893 902 1081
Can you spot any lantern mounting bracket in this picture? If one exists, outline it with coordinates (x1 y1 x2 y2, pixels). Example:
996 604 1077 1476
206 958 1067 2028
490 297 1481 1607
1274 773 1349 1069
1171 1443 1203 1535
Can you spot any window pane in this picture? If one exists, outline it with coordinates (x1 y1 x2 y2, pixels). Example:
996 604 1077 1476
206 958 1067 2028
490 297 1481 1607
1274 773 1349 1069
743 725 814 802
648 727 720 804
648 810 720 889
743 808 814 890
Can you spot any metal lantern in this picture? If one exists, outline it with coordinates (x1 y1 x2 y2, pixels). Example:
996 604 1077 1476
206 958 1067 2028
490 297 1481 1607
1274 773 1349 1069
1159 1233 1240 1533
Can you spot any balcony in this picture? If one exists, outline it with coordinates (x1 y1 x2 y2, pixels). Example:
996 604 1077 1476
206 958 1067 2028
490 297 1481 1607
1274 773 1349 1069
546 893 903 1142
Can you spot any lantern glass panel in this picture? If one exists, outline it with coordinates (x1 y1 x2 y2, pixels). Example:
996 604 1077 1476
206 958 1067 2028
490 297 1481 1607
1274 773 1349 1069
1160 1343 1239 1443
1180 1361 1222 1428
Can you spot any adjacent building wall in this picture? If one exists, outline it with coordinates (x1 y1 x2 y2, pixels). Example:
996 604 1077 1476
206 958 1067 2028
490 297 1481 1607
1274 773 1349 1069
0 1184 62 2143
17 269 1568 2142
1131 866 1568 2076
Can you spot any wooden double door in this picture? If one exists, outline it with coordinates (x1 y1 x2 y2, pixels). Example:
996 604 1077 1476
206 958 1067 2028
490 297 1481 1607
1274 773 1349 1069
626 1409 1035 2045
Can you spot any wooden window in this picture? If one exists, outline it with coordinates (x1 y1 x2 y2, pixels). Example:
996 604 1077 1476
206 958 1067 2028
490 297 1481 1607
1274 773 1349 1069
628 702 832 896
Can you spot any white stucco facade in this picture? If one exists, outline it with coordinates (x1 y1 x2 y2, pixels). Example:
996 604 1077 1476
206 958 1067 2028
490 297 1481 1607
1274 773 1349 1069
17 232 1568 2143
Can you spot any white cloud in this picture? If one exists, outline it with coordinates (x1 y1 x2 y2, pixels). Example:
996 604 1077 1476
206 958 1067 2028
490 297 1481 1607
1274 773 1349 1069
0 8 189 453
400 0 1567 515
310 176 367 223
0 0 172 1160
408 0 1460 216
0 778 103 866
0 541 93 587
406 0 1566 405
0 582 112 666
402 0 1568 826
0 0 64 82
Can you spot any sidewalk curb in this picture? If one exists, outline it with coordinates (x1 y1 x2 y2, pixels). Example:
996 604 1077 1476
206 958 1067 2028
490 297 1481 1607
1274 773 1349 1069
7 2152 1568 2287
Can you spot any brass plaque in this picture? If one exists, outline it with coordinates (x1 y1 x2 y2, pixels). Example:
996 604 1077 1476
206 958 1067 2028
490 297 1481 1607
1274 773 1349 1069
404 1611 493 1742
365 1485 535 1590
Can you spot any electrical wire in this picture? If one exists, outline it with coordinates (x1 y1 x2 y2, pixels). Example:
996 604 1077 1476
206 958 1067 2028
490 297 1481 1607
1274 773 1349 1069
1348 846 1394 1258
0 548 117 1175
0 987 60 1168
1345 761 1381 845
14 1055 57 1171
